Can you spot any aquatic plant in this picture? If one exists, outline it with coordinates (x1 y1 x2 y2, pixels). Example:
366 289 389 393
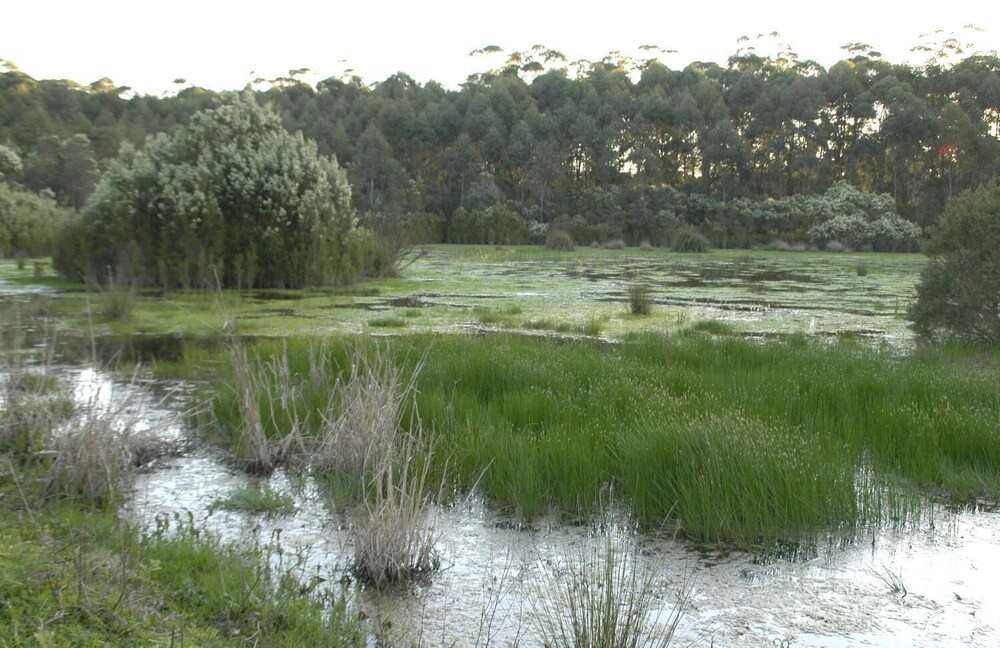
42 368 163 506
627 282 653 316
538 524 686 648
202 332 1000 546
351 428 439 589
210 482 297 516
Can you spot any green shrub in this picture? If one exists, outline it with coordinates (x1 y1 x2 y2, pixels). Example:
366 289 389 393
56 95 361 289
670 225 710 253
909 183 1000 344
545 229 575 251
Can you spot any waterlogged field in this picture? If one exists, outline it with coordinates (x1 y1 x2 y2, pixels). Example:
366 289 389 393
0 246 924 343
2 248 999 647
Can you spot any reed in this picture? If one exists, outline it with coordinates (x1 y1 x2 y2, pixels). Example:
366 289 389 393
538 523 686 647
199 331 1000 546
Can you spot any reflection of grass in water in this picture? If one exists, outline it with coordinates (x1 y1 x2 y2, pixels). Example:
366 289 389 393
198 332 1000 547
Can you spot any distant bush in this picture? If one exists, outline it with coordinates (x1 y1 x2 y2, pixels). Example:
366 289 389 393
806 183 921 252
603 239 626 250
545 229 575 251
447 204 530 245
401 211 445 244
909 183 1000 344
671 226 710 253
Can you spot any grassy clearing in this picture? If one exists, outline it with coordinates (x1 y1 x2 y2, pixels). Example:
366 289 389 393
195 331 1000 547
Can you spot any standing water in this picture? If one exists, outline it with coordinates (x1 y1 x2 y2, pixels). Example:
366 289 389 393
118 378 1000 647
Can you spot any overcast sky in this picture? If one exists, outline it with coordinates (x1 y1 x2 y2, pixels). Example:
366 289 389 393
5 1 997 95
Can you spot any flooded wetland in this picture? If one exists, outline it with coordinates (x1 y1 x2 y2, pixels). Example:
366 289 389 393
2 246 998 647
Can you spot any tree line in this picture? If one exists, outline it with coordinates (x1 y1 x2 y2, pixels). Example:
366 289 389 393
1 35 999 253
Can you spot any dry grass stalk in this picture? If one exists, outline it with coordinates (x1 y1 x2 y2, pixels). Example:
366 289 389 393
43 367 163 506
351 427 439 589
314 348 421 477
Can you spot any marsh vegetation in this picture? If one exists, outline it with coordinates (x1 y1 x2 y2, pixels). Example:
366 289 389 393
2 246 999 646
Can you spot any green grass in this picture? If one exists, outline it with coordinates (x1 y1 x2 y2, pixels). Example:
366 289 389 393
367 316 407 328
210 482 297 516
0 471 364 646
191 332 1000 546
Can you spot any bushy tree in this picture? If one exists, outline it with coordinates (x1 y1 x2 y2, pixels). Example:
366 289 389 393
54 94 365 288
806 183 921 251
909 183 1000 344
0 184 70 257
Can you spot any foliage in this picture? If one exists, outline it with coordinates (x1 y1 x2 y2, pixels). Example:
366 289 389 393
545 228 575 251
670 225 711 252
806 183 922 251
447 203 531 244
909 183 1000 343
53 94 369 289
7 42 997 248
0 183 70 257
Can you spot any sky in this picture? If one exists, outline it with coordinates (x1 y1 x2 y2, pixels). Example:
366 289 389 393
4 1 998 96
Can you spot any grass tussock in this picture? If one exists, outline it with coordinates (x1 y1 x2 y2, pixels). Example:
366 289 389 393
2 326 165 507
215 338 441 587
538 523 686 647
352 429 440 589
627 283 653 316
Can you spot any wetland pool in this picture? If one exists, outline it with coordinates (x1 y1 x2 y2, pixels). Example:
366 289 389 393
54 366 988 648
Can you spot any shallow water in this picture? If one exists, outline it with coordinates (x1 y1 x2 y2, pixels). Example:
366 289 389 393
7 354 995 647
124 433 1000 647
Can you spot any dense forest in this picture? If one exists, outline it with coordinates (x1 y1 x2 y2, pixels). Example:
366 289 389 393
2 36 999 252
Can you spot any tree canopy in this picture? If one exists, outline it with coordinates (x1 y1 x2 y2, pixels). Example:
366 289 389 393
3 38 1000 248
54 94 375 289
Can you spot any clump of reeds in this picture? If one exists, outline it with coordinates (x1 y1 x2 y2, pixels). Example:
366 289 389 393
226 341 289 473
538 522 686 648
627 282 653 316
314 349 419 477
219 337 441 587
42 368 162 506
87 271 137 322
351 428 439 589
